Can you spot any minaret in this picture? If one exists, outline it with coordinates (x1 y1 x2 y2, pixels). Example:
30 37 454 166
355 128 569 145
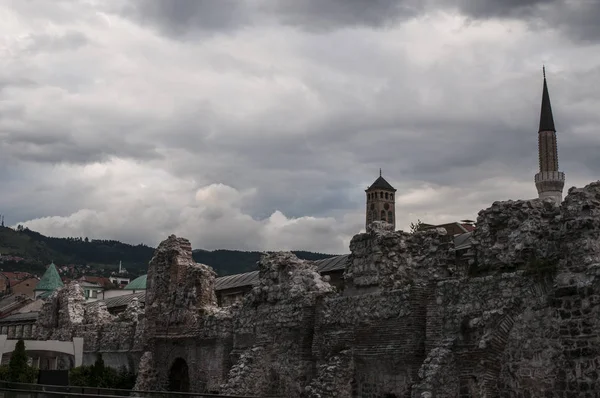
534 67 565 204
365 169 396 230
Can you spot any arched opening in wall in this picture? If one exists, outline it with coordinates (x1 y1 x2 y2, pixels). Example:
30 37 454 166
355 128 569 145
380 210 386 221
168 358 190 392
388 211 393 224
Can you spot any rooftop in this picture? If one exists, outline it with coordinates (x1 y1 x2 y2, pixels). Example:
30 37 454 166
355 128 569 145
34 263 64 292
366 176 396 192
124 274 147 290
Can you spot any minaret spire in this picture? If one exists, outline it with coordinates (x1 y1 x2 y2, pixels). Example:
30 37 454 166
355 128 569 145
539 67 556 132
534 67 564 204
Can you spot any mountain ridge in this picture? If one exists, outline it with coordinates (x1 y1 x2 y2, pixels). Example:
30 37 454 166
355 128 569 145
0 226 340 277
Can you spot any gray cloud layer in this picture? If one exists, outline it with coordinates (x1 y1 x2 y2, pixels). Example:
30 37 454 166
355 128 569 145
1 0 599 253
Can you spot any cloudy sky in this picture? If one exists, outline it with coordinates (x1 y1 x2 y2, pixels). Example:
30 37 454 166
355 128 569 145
1 0 599 254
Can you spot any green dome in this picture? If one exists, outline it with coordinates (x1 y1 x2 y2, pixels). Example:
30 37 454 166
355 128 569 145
35 262 64 292
124 274 147 290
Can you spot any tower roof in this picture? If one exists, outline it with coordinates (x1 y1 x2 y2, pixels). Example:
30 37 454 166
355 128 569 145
366 175 396 192
35 262 64 292
539 67 556 132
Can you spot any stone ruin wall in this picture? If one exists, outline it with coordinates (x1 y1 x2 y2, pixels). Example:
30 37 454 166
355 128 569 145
31 180 600 397
34 281 145 370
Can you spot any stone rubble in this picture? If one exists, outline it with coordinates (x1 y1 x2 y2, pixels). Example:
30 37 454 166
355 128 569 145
345 222 452 292
469 198 560 274
303 350 354 398
245 252 334 305
36 282 85 340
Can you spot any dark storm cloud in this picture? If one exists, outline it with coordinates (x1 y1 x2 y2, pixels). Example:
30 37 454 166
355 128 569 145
259 0 422 31
0 121 161 165
120 0 252 36
120 0 422 36
120 0 600 42
448 0 558 19
444 0 600 42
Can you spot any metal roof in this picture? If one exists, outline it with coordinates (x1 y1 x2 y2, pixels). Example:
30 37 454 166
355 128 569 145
215 271 259 291
103 291 145 309
366 176 396 192
539 70 556 132
214 255 349 292
315 255 350 273
79 281 101 288
0 311 39 323
123 274 147 290
454 232 473 251
35 263 64 292
87 291 146 310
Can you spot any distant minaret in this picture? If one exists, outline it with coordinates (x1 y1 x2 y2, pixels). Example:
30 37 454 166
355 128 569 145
1 215 4 227
534 67 565 204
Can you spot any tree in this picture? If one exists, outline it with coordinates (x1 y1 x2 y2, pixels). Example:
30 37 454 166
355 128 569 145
409 219 424 234
90 354 105 387
8 339 36 383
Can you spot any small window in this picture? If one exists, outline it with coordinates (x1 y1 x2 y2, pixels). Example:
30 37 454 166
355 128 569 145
381 210 386 220
388 211 394 224
385 192 389 199
380 192 383 198
370 204 375 210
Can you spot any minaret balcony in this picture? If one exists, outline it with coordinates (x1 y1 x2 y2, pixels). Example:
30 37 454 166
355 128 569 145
534 171 565 183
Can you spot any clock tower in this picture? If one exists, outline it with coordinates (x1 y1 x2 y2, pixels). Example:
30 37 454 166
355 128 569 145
365 170 396 230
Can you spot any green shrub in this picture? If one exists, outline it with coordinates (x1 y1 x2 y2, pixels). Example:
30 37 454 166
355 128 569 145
69 355 135 390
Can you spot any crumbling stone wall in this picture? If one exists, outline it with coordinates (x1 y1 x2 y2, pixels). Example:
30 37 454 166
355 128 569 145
469 198 560 275
34 282 145 371
135 235 232 393
33 181 600 397
221 252 334 397
345 221 453 293
496 182 600 396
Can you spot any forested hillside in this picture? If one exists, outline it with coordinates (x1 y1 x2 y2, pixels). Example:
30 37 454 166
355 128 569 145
0 226 339 277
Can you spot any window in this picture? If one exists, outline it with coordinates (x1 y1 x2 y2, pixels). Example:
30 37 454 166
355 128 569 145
388 211 394 224
385 192 389 199
381 210 386 220
384 203 389 210
370 203 375 210
380 192 383 198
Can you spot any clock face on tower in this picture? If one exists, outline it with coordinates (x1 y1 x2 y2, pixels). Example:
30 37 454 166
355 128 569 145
384 203 390 210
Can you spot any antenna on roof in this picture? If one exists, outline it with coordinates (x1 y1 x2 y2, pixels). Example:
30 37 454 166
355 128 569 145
379 168 382 177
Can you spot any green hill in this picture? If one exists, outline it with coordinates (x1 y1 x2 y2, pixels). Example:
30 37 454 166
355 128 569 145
0 226 339 277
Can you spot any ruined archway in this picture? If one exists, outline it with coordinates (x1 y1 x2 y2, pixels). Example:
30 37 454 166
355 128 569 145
168 358 190 392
